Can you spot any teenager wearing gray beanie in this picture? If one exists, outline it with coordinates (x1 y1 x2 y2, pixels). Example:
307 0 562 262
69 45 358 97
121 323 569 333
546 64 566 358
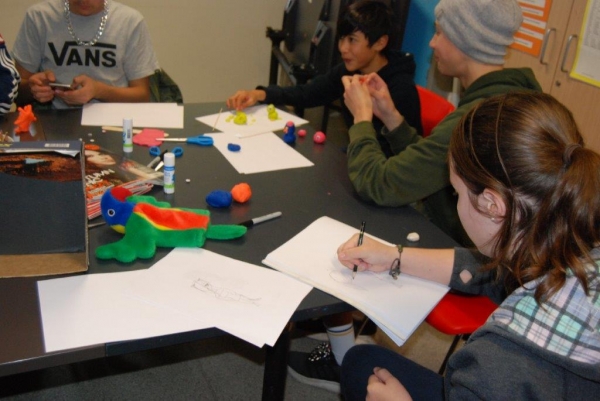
434 0 523 65
343 0 542 247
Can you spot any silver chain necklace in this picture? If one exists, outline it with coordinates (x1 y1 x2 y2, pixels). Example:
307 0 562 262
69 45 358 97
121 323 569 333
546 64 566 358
64 0 109 46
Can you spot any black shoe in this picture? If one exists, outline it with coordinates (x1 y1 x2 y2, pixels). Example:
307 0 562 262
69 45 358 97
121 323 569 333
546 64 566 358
294 318 326 334
287 342 340 393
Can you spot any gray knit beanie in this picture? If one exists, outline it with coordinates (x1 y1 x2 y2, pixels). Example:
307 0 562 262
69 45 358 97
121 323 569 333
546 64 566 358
434 0 523 65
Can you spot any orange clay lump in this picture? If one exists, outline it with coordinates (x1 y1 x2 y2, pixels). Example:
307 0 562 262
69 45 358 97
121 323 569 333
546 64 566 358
231 183 252 203
14 105 37 134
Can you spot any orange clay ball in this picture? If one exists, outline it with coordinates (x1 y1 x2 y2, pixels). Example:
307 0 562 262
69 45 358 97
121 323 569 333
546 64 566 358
231 182 252 203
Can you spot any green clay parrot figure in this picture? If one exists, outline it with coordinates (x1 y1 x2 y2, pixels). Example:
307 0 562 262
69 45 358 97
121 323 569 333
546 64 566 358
96 186 246 263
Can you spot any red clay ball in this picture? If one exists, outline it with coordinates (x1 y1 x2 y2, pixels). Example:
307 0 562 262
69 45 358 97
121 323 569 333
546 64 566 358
313 131 326 144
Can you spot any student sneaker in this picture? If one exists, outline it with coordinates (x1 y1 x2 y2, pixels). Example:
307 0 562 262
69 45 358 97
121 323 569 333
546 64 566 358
287 342 341 393
296 317 378 340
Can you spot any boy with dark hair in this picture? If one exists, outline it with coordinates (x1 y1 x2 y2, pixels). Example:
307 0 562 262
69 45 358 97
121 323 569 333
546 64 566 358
227 0 422 156
231 1 422 392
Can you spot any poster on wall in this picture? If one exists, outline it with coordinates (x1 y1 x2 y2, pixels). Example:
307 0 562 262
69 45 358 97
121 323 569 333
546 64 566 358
511 0 553 57
571 0 600 88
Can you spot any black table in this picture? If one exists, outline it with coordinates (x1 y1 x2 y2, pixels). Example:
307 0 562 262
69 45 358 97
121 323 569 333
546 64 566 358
0 103 457 400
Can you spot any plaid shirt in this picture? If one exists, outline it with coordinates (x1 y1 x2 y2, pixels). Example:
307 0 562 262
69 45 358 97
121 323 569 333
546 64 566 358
490 255 600 364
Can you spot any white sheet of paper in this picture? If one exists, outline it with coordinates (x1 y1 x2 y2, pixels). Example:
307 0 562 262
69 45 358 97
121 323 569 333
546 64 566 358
196 105 308 138
206 132 314 174
38 270 210 353
129 248 313 347
262 216 449 345
81 103 184 128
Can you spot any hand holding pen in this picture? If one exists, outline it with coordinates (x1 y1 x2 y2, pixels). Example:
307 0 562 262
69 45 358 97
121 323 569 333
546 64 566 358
337 234 396 274
352 221 366 279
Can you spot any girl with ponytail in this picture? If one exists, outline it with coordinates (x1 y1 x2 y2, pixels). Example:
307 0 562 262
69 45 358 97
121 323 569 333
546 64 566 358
338 92 600 400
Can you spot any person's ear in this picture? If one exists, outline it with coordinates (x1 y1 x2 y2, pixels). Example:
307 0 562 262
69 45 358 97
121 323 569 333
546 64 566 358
372 35 389 52
481 189 506 222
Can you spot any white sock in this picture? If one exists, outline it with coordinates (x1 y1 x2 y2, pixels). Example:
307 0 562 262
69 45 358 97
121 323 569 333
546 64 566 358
325 322 355 365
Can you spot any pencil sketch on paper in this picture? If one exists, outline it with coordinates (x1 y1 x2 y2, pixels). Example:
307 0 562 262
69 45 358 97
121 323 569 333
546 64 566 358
327 257 369 290
191 278 261 305
327 255 401 290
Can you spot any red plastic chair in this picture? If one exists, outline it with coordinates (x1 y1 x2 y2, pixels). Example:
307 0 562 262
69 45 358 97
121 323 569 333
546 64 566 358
417 86 487 374
416 85 455 137
425 292 498 374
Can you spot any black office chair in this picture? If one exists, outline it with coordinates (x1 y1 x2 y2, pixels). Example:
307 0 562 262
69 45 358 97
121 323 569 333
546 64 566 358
150 69 183 104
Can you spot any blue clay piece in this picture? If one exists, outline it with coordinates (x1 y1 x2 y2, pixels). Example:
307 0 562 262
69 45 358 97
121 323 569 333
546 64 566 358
206 190 232 208
285 121 296 136
283 133 296 144
227 143 241 152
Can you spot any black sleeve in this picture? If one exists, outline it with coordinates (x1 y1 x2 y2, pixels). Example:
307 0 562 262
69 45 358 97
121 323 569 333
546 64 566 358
257 64 346 109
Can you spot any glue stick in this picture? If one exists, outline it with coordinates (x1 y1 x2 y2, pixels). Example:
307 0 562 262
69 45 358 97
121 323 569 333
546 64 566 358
163 152 175 194
123 118 133 153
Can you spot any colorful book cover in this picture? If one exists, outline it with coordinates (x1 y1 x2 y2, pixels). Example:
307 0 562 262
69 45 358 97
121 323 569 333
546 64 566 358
84 146 163 219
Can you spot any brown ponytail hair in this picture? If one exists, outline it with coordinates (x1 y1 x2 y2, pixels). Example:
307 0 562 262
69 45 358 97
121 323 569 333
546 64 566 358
450 92 600 301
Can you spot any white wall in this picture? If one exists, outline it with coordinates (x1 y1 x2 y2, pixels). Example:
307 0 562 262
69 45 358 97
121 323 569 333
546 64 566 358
1 0 284 103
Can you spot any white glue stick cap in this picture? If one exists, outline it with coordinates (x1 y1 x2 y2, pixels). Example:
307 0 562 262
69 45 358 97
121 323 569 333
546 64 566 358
164 152 175 166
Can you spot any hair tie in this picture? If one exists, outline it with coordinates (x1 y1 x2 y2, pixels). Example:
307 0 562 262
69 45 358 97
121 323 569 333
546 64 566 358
563 143 582 169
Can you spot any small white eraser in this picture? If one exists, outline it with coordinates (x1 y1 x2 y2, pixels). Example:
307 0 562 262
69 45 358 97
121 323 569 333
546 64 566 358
407 232 420 242
185 178 191 183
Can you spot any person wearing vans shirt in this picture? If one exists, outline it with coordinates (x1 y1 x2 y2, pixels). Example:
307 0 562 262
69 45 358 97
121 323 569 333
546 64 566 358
12 0 159 109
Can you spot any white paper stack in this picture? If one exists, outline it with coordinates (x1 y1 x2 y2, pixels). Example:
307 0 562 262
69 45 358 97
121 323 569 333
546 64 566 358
262 216 449 345
82 103 184 128
206 132 314 174
38 248 312 352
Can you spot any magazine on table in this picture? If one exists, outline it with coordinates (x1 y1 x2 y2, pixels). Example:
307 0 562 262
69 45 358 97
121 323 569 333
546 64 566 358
85 146 163 219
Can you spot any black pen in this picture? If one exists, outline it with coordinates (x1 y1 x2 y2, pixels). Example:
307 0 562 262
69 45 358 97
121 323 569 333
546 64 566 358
239 211 282 227
147 149 167 169
352 221 366 279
